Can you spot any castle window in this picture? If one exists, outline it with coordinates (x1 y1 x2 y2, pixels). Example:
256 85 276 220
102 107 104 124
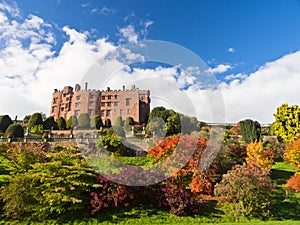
126 98 131 106
106 110 111 116
75 102 80 107
101 110 105 117
114 101 119 106
101 96 105 100
108 95 112 100
74 110 79 117
53 98 57 104
51 106 56 113
114 95 118 99
101 102 105 107
76 95 81 100
120 109 123 116
107 102 111 106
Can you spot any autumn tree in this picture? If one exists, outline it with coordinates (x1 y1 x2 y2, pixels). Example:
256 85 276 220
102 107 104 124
273 104 300 142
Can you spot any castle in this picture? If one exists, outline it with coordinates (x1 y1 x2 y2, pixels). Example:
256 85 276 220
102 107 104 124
49 83 150 124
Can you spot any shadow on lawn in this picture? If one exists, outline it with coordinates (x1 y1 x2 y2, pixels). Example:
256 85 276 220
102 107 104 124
270 169 300 221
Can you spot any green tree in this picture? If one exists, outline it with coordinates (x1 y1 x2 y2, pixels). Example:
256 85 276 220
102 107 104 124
148 106 170 123
0 115 13 134
90 115 103 129
66 115 78 129
114 116 123 126
78 113 91 129
5 124 24 138
112 125 125 137
0 145 98 220
28 113 43 130
240 119 261 144
105 118 111 128
56 117 66 130
124 116 134 131
43 116 57 130
273 104 300 142
166 111 181 135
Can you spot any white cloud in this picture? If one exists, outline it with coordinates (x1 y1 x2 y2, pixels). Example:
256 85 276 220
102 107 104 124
224 73 248 81
118 24 138 43
228 47 235 53
0 0 21 17
206 64 232 74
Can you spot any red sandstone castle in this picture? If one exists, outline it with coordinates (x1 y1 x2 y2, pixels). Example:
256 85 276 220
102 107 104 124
50 83 150 124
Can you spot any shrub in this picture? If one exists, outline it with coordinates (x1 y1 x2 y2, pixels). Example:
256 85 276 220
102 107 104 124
90 174 134 214
5 124 24 138
284 138 300 169
105 118 111 128
28 113 43 130
124 116 134 131
285 172 300 193
158 177 203 216
90 115 103 129
240 119 261 144
66 115 78 129
0 145 98 220
78 113 91 128
56 117 66 130
43 116 57 130
30 124 44 135
114 116 123 126
96 135 122 153
246 142 274 170
214 164 275 218
0 115 13 133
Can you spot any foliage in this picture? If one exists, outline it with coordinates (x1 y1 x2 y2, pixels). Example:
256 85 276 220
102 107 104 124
112 125 125 138
166 111 181 135
90 115 102 129
78 113 91 129
66 115 78 129
105 118 111 128
285 172 300 193
158 177 204 216
284 138 300 170
146 117 166 138
148 106 170 123
43 116 57 130
114 116 123 126
96 135 122 153
180 114 200 134
246 142 274 170
240 119 261 144
0 145 98 220
22 115 31 124
230 122 241 135
56 117 66 130
28 112 43 130
149 134 216 195
5 124 24 138
124 116 134 131
214 164 275 218
273 104 300 142
90 174 134 215
0 115 13 133
30 124 44 135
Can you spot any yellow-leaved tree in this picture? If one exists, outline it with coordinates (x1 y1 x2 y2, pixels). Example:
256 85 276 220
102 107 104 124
246 142 273 170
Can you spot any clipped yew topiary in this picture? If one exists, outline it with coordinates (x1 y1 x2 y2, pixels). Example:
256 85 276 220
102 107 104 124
0 115 13 133
240 119 261 144
5 123 24 138
78 113 91 129
90 115 103 129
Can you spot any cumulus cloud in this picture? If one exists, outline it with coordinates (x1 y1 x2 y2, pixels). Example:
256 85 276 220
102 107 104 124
118 24 138 43
206 64 232 74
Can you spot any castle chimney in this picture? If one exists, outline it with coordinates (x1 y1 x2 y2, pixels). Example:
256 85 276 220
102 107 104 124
85 82 88 91
75 84 81 92
122 85 125 91
107 87 110 91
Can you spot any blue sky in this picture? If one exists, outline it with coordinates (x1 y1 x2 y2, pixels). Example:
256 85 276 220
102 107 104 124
1 0 300 123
